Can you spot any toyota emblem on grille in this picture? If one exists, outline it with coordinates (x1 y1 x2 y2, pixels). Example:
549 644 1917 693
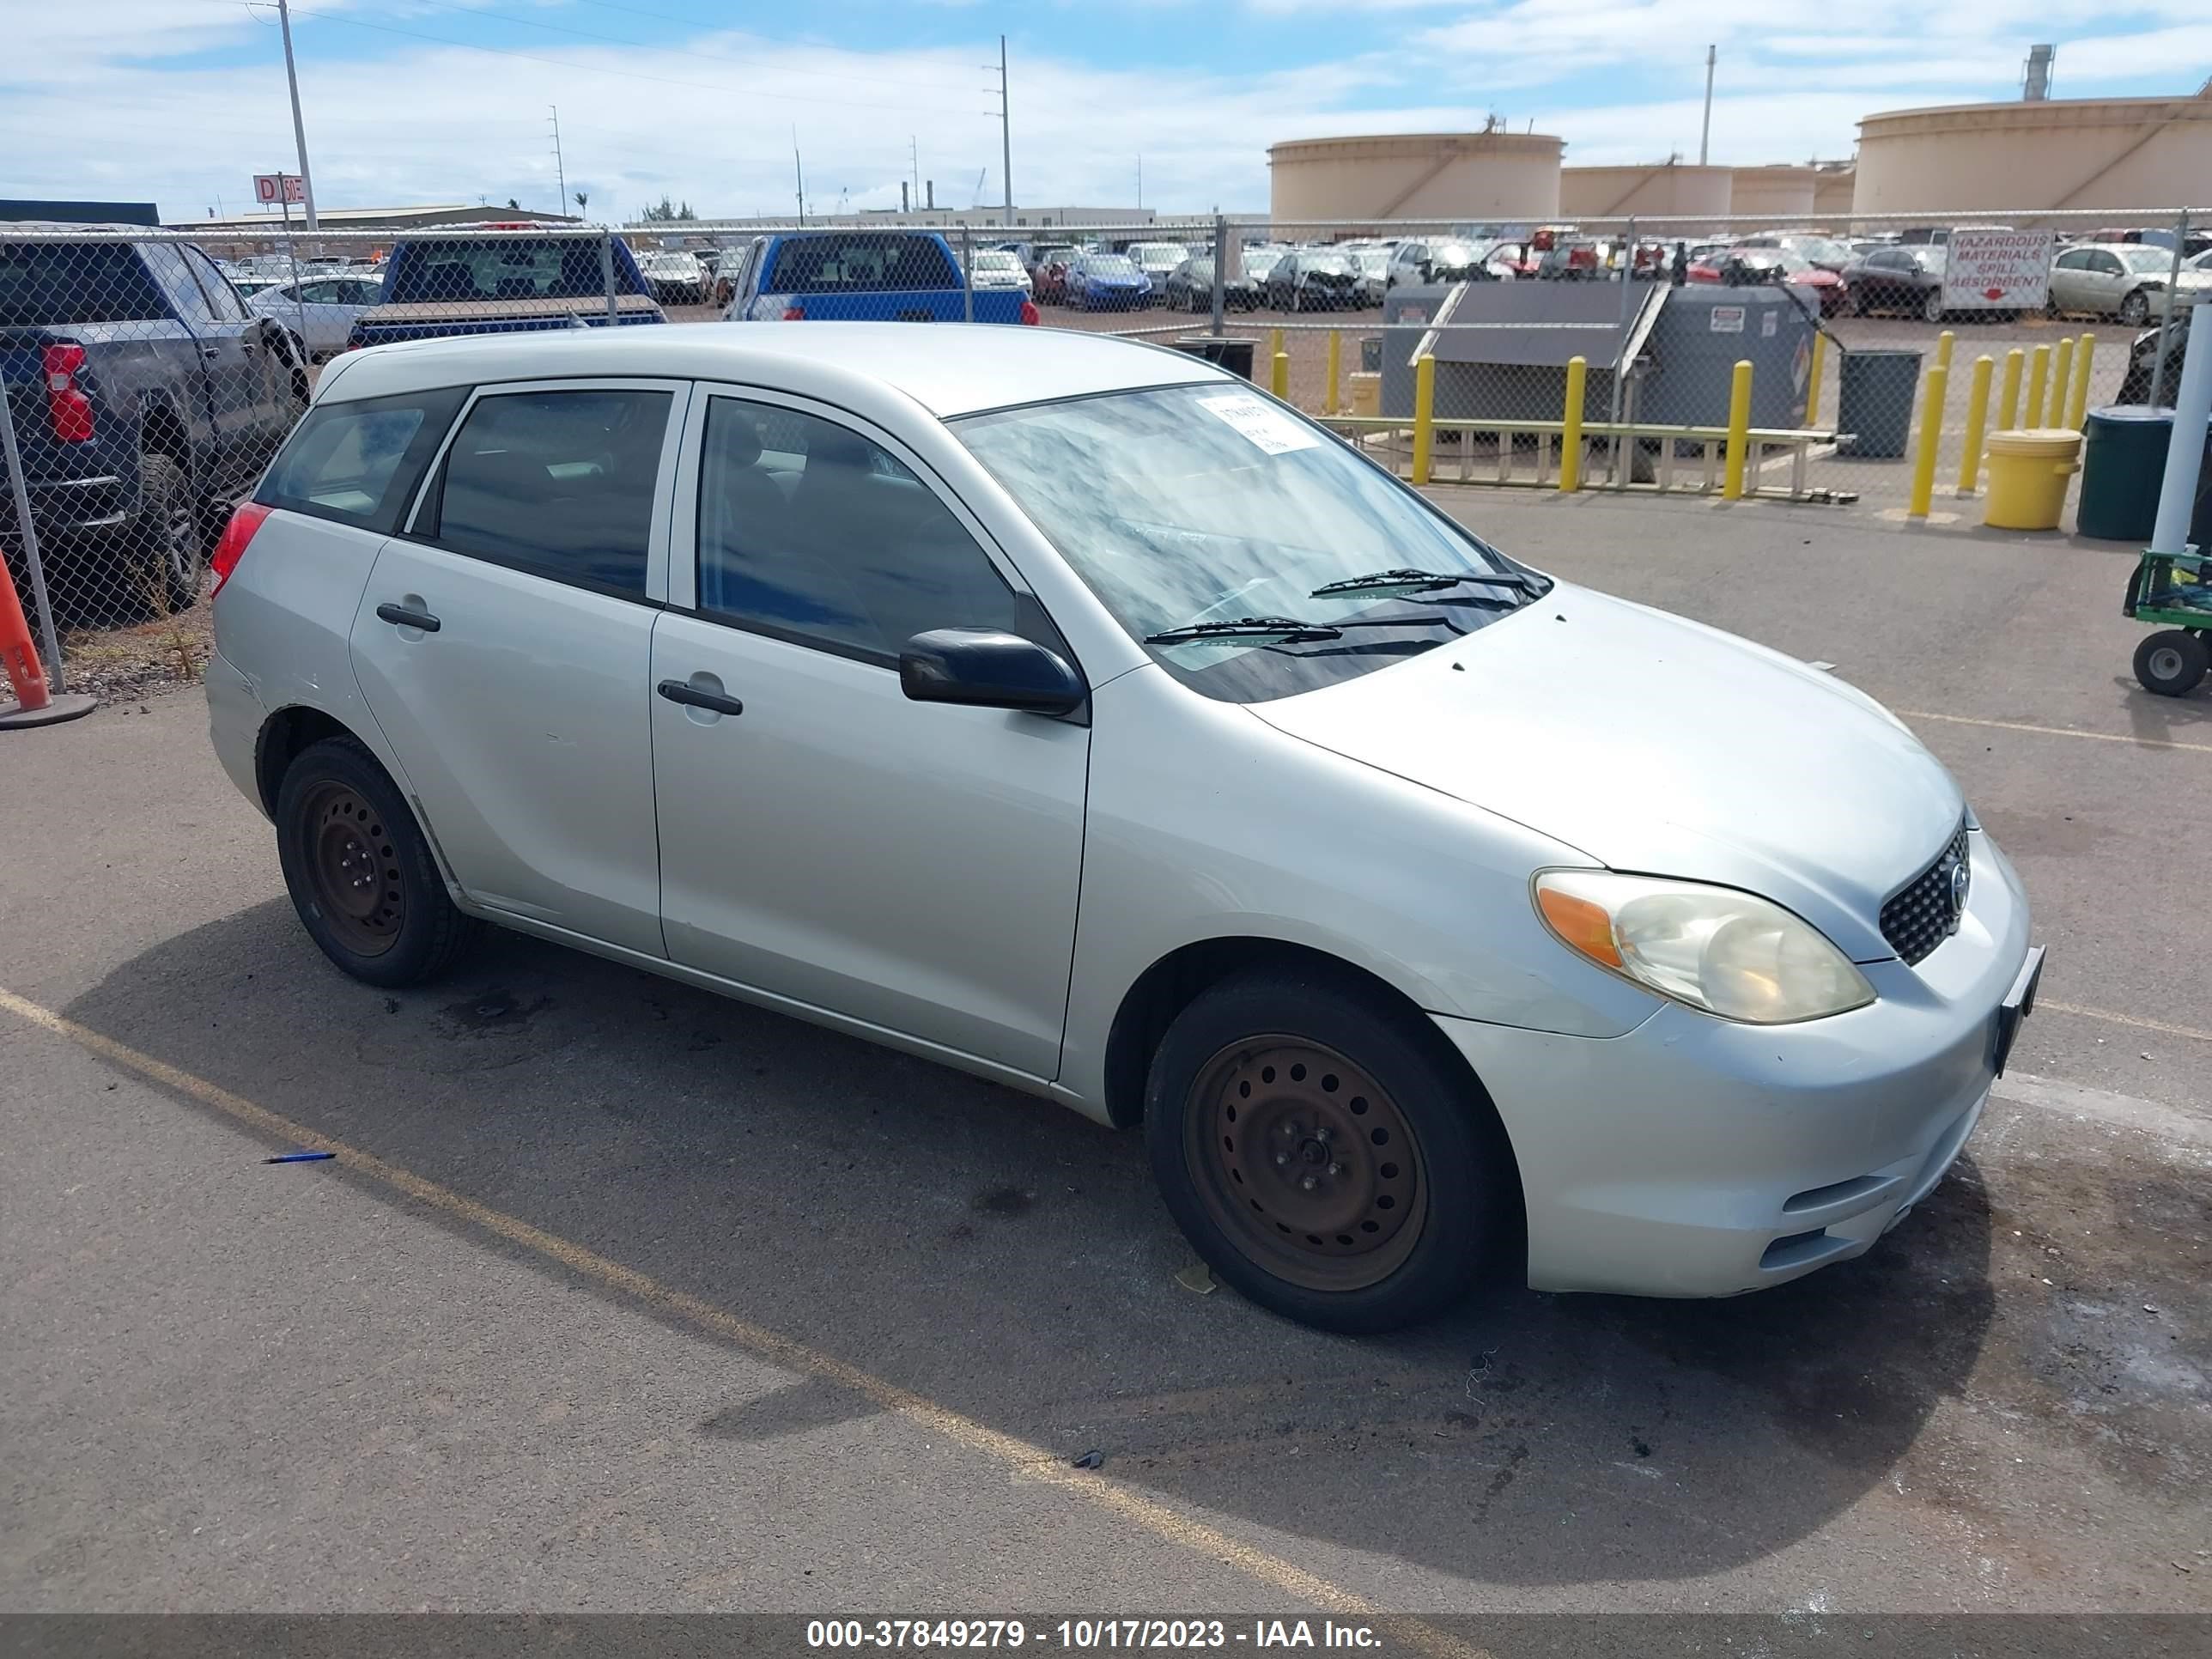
1945 856 1970 930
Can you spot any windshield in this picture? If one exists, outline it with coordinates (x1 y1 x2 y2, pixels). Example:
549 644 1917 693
2119 246 2178 272
1085 256 1139 277
1430 241 1484 266
1354 250 1389 274
1243 249 1282 276
1131 244 1188 269
1302 252 1352 274
956 384 1540 702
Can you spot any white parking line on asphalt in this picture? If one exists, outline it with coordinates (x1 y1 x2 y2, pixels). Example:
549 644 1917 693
0 982 1484 1658
1991 1070 2212 1152
1897 708 2212 756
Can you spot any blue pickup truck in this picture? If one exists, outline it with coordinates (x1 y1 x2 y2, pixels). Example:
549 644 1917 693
720 231 1037 325
343 230 665 351
2 227 308 613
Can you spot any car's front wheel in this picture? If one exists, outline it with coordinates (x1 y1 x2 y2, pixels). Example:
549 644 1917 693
276 736 481 987
2119 289 2150 326
1921 288 1945 323
1144 969 1514 1332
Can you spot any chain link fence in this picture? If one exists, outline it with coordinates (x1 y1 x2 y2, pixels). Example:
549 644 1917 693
3 209 2203 700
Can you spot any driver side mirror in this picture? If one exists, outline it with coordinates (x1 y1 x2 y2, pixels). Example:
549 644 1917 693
900 628 1086 716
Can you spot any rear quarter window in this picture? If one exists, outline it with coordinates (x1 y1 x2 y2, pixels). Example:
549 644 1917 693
0 242 168 325
257 388 466 532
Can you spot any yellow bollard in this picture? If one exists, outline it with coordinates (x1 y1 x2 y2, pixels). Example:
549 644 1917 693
1956 355 1993 495
1324 329 1341 416
1909 362 1948 516
1803 331 1825 426
2067 331 2095 429
2049 337 2074 428
1411 354 1435 485
2024 343 2050 426
1270 327 1289 400
1270 325 1284 361
1559 355 1587 493
1997 347 2024 429
1722 359 1753 501
1935 330 1955 374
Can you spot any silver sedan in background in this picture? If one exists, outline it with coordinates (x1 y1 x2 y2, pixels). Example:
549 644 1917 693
204 325 2039 1333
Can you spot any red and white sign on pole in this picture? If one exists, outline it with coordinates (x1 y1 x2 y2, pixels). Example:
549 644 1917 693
252 173 307 206
1942 228 2054 314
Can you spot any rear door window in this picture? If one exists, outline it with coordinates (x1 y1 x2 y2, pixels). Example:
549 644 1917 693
257 387 466 532
424 386 673 598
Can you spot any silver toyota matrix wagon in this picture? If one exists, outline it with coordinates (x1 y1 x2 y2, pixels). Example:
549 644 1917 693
206 324 2043 1332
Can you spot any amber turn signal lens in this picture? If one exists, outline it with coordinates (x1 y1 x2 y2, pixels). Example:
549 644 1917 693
1536 886 1624 969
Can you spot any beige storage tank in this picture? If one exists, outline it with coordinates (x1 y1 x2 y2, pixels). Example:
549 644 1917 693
1559 162 1732 222
1268 131 1563 224
1729 165 1820 223
1855 96 2212 216
1811 165 1856 225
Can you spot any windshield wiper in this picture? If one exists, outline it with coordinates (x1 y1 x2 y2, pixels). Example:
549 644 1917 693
1144 616 1345 645
1310 567 1541 599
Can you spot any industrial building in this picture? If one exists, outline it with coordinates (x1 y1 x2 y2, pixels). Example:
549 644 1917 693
1268 131 1563 223
173 204 580 234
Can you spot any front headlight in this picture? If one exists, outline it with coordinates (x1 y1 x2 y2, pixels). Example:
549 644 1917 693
1533 871 1875 1024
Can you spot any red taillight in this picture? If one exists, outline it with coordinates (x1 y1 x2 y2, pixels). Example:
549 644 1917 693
1018 300 1039 325
781 305 805 320
208 501 272 598
42 343 94 443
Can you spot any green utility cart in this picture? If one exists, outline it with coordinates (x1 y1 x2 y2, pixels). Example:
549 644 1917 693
2125 548 2212 696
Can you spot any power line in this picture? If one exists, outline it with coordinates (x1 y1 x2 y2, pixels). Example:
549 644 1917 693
244 3 995 116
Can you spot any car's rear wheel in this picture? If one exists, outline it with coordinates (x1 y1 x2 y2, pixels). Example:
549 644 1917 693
1144 969 1513 1332
125 452 205 616
276 736 480 987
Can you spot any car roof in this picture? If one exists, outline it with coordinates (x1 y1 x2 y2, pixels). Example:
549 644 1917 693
316 321 1233 419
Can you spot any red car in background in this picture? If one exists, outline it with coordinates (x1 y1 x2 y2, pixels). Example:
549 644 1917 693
1029 244 1078 305
1687 246 1845 317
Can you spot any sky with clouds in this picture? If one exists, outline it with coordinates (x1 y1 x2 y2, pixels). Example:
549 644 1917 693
5 0 2208 222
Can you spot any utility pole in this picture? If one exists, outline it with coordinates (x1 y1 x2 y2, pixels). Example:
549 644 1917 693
276 0 319 229
910 136 921 216
549 106 568 220
793 128 806 226
1698 45 1716 166
998 34 1013 228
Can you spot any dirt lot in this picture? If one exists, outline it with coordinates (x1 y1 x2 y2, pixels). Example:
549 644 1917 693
3 491 2207 1639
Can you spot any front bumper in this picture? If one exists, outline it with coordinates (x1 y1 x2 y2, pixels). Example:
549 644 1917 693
1435 828 2038 1298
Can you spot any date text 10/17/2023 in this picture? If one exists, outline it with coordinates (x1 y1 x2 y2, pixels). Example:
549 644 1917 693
805 1620 1384 1650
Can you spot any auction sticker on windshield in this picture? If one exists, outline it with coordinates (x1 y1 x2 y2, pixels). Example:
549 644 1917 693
1198 392 1322 455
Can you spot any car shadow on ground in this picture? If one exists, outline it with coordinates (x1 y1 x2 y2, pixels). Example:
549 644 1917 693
66 899 2006 1589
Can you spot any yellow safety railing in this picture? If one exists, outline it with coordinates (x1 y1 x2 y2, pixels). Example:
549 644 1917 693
1957 355 1994 495
2024 343 2051 425
1911 361 1948 516
2066 332 2095 429
1997 348 2024 429
1324 329 1341 416
1411 355 1435 485
1722 360 1752 501
1559 355 1586 494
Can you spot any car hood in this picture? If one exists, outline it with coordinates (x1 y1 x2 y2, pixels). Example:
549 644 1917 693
1247 583 1961 960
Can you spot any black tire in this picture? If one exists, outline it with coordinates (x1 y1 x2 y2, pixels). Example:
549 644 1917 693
2134 630 2209 697
275 735 481 987
1848 285 1866 317
2119 289 2150 327
131 451 205 614
1143 968 1515 1333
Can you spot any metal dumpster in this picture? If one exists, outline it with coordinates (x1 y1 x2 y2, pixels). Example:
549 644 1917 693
1638 285 1819 431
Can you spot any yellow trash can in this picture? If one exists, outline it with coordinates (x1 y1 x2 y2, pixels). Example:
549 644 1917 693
1982 428 2083 531
1348 372 1381 417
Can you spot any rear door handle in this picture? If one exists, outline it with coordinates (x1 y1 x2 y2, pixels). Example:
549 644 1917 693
375 602 441 633
198 343 223 360
657 678 744 717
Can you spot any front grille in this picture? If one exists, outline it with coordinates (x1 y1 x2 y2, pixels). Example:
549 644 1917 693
1881 820 1971 966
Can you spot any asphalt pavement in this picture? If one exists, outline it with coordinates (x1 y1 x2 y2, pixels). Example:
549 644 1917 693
2 493 2207 1627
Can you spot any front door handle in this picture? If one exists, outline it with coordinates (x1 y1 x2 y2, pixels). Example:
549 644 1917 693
375 602 441 633
658 678 744 717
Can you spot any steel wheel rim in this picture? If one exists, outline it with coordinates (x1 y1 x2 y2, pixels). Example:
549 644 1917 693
2150 645 2187 680
1183 1036 1429 1293
302 781 404 956
161 497 198 589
